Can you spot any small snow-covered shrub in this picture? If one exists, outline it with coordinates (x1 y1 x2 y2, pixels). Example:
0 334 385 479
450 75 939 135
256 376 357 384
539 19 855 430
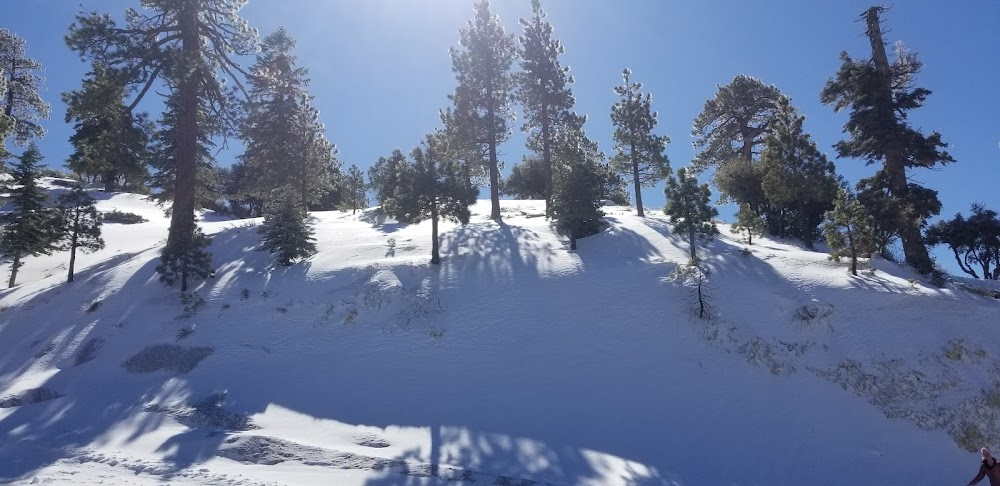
86 300 102 313
103 210 147 224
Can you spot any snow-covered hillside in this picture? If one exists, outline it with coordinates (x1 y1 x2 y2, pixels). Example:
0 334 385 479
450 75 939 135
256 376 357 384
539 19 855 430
0 182 997 485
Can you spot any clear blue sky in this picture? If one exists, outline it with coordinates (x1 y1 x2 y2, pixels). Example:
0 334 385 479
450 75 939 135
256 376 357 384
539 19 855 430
5 0 999 274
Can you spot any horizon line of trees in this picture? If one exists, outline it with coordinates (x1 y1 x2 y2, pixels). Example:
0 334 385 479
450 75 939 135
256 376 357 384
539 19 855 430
1 3 998 292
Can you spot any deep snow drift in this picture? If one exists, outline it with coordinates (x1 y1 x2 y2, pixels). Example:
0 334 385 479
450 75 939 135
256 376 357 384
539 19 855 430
0 182 997 485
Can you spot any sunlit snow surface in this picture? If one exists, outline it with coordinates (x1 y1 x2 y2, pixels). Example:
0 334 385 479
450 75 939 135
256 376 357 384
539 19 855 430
1 181 997 485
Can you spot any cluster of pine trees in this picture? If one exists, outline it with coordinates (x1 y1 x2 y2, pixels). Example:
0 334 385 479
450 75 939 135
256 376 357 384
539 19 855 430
3 3 999 291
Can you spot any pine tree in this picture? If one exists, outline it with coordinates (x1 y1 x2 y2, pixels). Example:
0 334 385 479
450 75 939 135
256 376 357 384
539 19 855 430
0 144 60 287
610 68 670 217
824 189 878 276
732 203 765 245
551 123 604 250
820 6 954 275
67 0 259 291
927 204 1000 280
856 170 941 259
148 91 220 211
342 164 368 214
240 28 337 211
664 167 719 261
0 28 50 146
55 187 104 283
63 63 151 192
258 194 316 266
691 75 782 172
156 224 213 291
759 97 838 249
390 133 477 264
369 149 408 211
515 0 577 218
217 161 261 218
503 156 547 199
449 0 515 222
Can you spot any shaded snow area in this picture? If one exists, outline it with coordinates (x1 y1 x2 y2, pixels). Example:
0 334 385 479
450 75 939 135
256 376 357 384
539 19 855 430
0 182 998 485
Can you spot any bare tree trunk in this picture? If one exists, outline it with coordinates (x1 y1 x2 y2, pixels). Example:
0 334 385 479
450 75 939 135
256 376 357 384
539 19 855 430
800 202 815 250
487 88 502 222
68 210 80 283
847 224 858 276
541 102 552 219
430 201 440 264
4 64 14 118
8 255 19 288
631 142 644 217
689 226 697 261
167 2 200 293
865 7 932 274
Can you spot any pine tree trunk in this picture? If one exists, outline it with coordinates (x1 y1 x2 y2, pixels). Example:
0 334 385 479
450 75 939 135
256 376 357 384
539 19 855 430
740 131 754 162
8 255 19 288
103 170 116 192
847 224 858 276
569 228 577 251
3 64 14 118
167 1 200 294
800 202 815 250
689 226 697 261
542 103 552 219
631 142 644 217
68 211 80 283
487 88 502 223
865 7 933 275
430 201 440 265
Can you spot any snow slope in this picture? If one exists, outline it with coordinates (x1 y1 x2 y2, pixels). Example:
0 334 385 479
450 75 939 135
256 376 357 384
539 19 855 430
0 183 998 485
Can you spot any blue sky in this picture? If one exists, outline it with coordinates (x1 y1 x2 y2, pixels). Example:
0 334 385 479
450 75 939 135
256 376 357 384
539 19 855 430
5 0 999 274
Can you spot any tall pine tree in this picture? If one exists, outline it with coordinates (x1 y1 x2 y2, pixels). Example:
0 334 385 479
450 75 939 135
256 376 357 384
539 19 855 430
63 63 151 192
0 144 60 287
149 89 220 211
240 28 337 211
55 187 105 283
759 97 838 249
369 149 408 212
67 0 259 291
551 121 605 251
610 68 670 217
515 0 577 218
664 167 718 261
820 6 954 275
0 28 50 146
390 133 477 265
341 164 368 214
449 0 515 222
691 75 782 172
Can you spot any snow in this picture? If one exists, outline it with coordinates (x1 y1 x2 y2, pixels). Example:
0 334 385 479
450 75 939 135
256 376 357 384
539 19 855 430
0 180 998 485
